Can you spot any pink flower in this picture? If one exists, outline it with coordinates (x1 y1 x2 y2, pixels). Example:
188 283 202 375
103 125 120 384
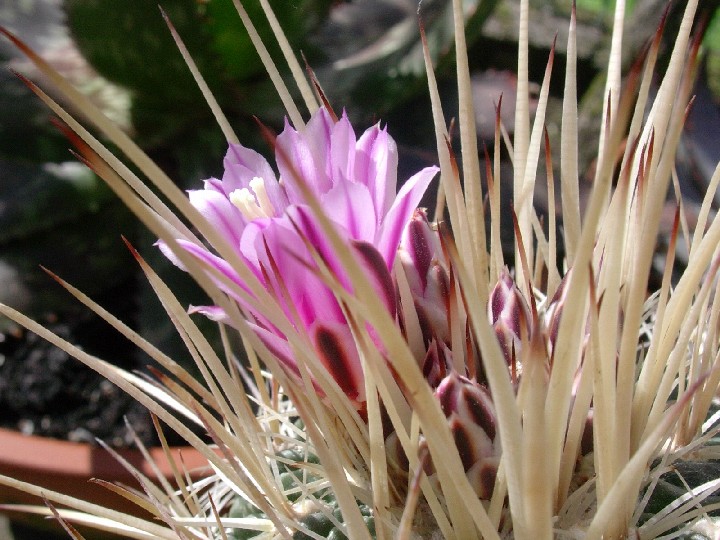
161 107 438 405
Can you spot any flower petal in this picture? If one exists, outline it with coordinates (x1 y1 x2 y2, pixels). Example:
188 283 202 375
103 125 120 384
248 322 298 375
352 240 396 317
377 166 438 265
312 321 365 403
355 124 398 216
330 110 357 184
321 180 377 242
288 205 353 291
174 239 252 301
277 111 334 201
256 211 346 327
223 145 287 215
160 106 440 408
188 188 246 249
224 144 276 190
188 305 232 324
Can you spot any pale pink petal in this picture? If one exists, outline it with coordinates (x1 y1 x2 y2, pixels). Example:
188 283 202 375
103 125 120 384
377 166 438 265
321 180 377 242
223 144 288 213
188 189 246 249
239 218 271 269
330 110 357 183
224 143 275 189
203 177 225 194
304 107 335 186
156 240 187 271
277 114 332 202
188 305 231 324
355 125 398 216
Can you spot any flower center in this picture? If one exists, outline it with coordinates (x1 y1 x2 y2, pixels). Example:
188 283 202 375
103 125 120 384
229 177 275 220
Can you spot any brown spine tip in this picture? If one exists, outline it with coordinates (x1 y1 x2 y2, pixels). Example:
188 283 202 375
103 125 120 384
302 50 337 121
253 116 278 150
121 235 142 261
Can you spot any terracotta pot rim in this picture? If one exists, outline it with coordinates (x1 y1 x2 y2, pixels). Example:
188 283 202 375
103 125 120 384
0 426 211 520
0 426 208 480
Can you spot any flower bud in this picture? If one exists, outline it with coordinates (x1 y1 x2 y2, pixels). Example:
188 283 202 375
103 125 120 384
421 339 452 388
399 209 450 344
434 372 500 499
488 268 532 367
543 271 570 357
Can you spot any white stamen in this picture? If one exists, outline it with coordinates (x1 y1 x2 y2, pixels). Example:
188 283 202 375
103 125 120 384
230 188 266 220
229 177 277 221
249 177 275 217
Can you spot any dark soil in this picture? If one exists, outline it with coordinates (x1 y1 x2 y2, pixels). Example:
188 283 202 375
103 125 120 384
0 312 157 448
0 268 209 450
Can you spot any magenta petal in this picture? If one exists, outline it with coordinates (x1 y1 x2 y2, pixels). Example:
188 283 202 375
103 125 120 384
352 240 396 317
181 240 277 333
256 212 345 327
377 166 438 265
252 320 365 405
287 205 352 291
248 322 299 375
305 107 335 182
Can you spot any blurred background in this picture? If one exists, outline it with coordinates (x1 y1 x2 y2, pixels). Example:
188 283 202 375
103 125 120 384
0 1 718 536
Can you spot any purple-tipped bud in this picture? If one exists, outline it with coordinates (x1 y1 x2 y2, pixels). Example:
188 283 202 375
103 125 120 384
488 268 532 366
399 209 451 344
422 339 452 388
434 372 500 499
401 209 439 291
543 269 571 358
